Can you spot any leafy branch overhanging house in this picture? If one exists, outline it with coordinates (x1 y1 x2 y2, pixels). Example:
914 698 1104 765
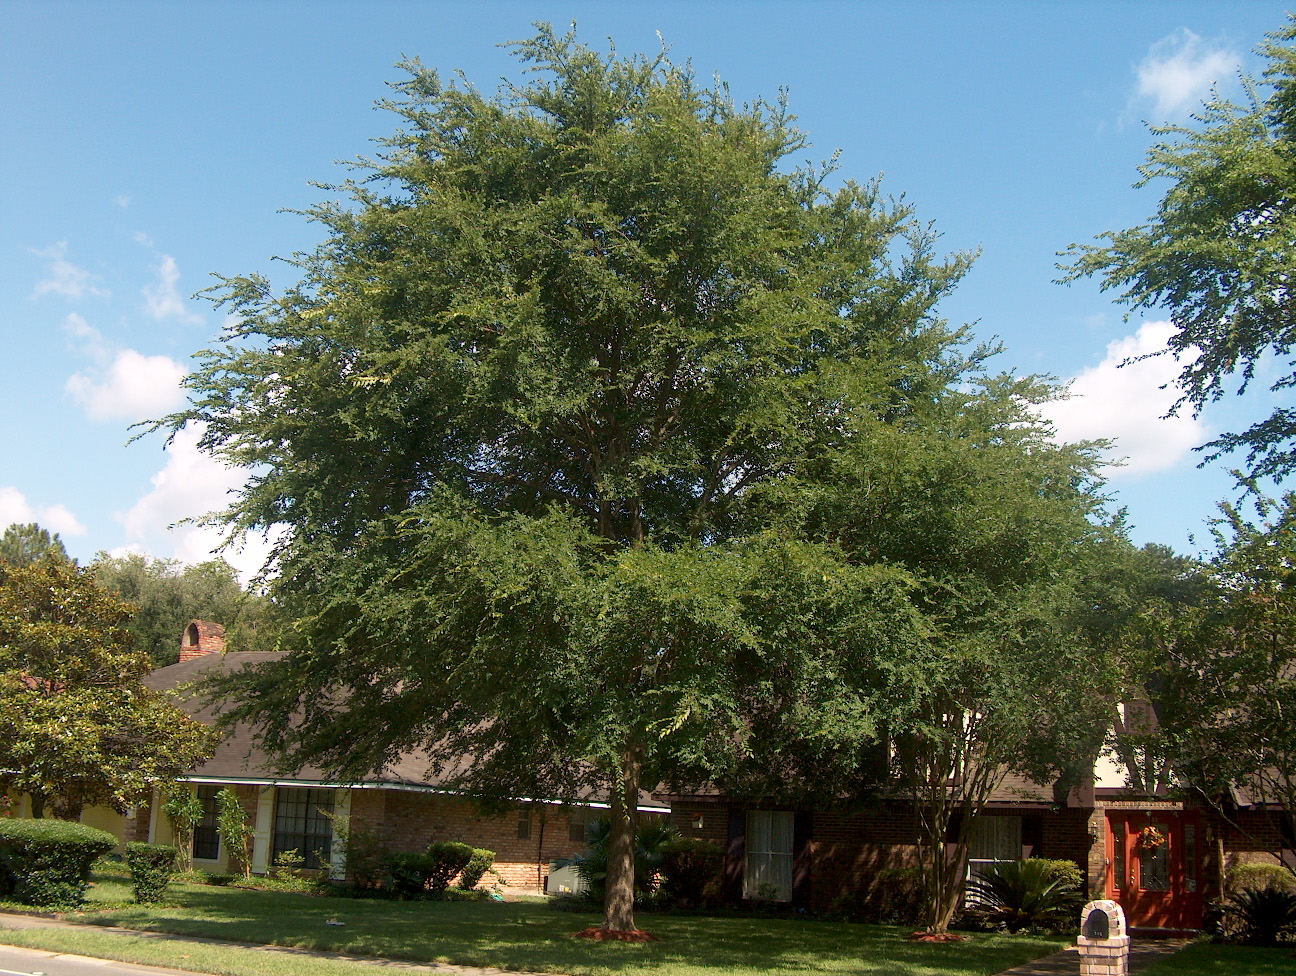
663 696 1293 931
119 620 668 893
9 620 1291 924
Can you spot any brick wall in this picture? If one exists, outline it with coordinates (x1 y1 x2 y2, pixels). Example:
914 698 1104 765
346 789 597 893
809 803 921 911
668 800 729 845
671 798 1096 912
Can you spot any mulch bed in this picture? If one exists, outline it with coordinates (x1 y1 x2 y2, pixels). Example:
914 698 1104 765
907 931 967 942
571 926 660 942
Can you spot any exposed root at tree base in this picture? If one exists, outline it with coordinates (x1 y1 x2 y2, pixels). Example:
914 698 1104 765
572 926 659 942
907 931 966 942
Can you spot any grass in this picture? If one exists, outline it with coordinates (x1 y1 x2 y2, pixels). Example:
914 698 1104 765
1141 942 1296 976
0 864 1078 976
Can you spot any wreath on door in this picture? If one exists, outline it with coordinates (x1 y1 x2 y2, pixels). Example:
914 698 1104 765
1136 824 1166 852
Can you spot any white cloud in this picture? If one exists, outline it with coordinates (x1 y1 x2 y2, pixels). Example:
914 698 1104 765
0 486 88 537
113 194 131 209
63 313 186 422
66 348 187 422
119 425 276 584
1045 321 1210 477
1133 29 1238 119
142 253 203 323
30 242 110 300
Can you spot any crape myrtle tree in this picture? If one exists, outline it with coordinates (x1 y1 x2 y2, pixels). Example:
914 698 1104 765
159 28 1109 932
1063 16 1296 481
0 560 219 820
756 384 1118 933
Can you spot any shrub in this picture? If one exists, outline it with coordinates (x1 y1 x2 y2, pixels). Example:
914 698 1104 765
554 818 679 905
659 838 724 908
322 810 387 891
387 852 438 898
458 847 495 890
1227 862 1296 894
833 866 925 924
426 841 475 895
263 849 323 893
1222 884 1296 945
0 818 117 907
124 842 177 903
1034 858 1085 892
964 859 1082 933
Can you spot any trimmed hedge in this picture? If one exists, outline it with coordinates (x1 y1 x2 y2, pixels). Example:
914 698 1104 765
458 847 495 890
124 842 176 903
1228 862 1296 894
0 818 117 907
387 852 438 898
426 841 475 895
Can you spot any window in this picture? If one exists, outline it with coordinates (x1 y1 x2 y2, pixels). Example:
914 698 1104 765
517 805 532 841
965 815 1021 901
192 786 221 861
568 807 601 844
272 787 334 870
744 810 794 901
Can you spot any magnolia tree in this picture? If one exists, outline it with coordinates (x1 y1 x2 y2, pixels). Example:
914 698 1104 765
0 560 218 820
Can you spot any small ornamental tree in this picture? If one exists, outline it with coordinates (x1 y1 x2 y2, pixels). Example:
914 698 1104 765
163 784 204 873
216 788 253 879
0 560 219 819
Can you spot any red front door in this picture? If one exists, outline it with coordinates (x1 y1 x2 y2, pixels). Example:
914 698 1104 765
1105 811 1203 930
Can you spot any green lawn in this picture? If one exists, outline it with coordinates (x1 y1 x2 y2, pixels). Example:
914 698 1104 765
1140 942 1296 976
0 867 1077 976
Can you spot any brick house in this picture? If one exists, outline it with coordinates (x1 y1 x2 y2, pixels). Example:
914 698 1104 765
664 725 1292 932
125 620 668 893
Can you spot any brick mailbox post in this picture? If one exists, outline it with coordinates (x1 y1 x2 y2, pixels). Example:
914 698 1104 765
1077 900 1129 976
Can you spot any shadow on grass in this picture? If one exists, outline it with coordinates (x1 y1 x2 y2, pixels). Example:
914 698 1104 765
72 880 1068 976
1140 942 1296 976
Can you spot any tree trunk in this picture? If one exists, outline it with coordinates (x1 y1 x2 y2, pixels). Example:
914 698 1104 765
602 745 642 932
51 795 84 821
29 793 45 819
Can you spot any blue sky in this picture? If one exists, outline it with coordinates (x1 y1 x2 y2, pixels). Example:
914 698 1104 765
1 0 1290 580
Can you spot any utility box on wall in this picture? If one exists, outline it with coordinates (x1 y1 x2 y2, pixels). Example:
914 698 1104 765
545 862 587 895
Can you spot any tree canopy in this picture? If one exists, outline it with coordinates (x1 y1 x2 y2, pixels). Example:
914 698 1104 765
1063 16 1296 481
1129 496 1296 871
92 552 275 666
0 523 69 567
162 27 1117 933
0 560 218 820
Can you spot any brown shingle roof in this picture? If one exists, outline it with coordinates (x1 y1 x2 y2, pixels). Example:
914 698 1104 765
145 652 669 809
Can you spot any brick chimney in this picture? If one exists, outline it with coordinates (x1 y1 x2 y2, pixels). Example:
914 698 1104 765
179 619 227 662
